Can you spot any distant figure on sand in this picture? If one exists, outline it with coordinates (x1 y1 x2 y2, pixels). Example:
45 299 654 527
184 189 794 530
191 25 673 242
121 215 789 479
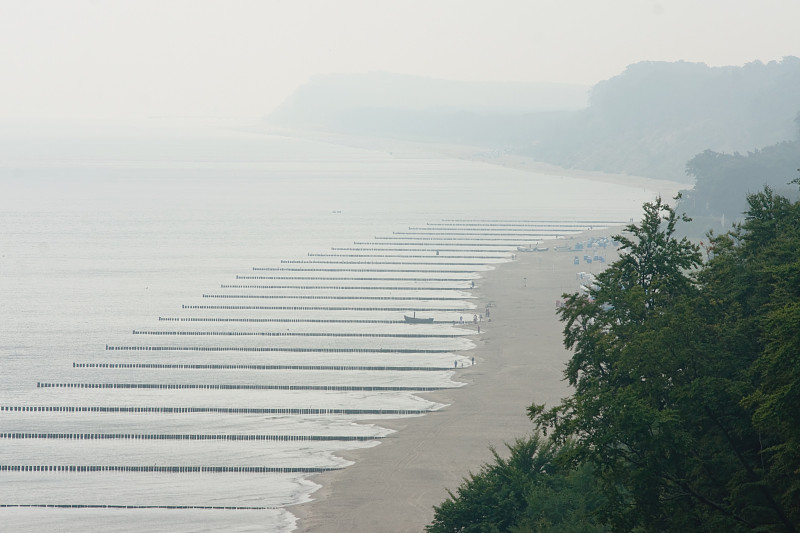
454 360 457 368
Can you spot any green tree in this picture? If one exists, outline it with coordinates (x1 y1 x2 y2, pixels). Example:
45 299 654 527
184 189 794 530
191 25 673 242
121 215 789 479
426 436 607 533
429 191 800 532
531 196 713 530
427 436 559 533
532 193 799 531
703 184 800 528
680 141 800 225
513 460 607 533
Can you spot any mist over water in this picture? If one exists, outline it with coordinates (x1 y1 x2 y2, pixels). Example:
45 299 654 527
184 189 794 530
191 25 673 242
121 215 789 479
1 126 660 531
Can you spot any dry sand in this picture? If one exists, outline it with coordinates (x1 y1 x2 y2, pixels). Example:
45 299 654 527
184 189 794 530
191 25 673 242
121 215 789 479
293 231 622 532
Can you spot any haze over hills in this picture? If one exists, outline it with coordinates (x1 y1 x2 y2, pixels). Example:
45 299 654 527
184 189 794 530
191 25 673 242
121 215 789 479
266 72 589 145
527 58 800 181
269 72 590 119
266 58 800 185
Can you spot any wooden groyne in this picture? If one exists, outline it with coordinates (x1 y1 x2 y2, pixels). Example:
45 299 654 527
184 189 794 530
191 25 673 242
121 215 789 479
1 405 432 415
36 383 450 392
251 267 478 273
0 503 283 511
352 241 517 248
279 260 489 266
73 362 451 371
0 465 342 473
220 284 469 290
201 294 470 301
158 317 409 323
330 247 513 252
0 504 277 510
180 305 474 312
131 330 462 338
2 433 382 442
308 253 507 259
104 345 455 353
235 275 474 281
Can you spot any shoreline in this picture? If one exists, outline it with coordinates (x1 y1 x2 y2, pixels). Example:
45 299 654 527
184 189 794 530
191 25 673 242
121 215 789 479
254 126 691 197
292 228 623 532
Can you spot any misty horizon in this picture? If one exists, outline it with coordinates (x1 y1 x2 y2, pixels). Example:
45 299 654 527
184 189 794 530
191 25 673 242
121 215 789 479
1 0 798 122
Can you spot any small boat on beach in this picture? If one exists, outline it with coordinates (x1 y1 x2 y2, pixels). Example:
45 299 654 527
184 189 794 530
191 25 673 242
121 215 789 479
404 314 434 324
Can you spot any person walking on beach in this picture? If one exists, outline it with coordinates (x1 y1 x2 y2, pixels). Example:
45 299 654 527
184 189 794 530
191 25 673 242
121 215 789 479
454 360 458 368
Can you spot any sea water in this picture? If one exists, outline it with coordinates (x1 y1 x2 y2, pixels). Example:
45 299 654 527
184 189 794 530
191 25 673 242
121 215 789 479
1 124 663 532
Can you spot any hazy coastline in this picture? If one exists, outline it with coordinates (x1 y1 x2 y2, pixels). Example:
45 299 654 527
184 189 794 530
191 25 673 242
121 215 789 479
256 126 692 196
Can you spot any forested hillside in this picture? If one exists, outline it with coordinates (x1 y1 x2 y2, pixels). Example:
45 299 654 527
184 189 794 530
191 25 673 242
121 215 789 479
525 58 800 181
678 140 800 228
267 59 800 183
266 72 588 145
428 191 800 532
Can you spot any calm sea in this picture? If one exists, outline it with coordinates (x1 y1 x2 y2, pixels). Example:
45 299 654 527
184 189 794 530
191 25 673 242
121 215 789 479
1 124 660 531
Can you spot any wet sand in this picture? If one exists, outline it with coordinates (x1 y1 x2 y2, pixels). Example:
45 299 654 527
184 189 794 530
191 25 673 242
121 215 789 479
293 231 622 532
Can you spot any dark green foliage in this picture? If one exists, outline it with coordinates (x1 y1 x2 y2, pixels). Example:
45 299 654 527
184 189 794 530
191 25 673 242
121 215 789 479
680 142 800 226
513 461 607 533
708 186 800 527
533 197 722 531
532 193 800 531
431 191 800 532
426 436 607 533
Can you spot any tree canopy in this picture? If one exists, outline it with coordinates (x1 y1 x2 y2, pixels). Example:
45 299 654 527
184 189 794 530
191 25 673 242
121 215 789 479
680 141 800 227
429 191 800 532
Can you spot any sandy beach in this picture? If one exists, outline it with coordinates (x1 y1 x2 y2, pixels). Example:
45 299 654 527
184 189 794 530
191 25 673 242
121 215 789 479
293 230 623 532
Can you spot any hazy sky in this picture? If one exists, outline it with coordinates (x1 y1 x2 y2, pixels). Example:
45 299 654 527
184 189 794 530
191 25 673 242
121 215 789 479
2 0 798 121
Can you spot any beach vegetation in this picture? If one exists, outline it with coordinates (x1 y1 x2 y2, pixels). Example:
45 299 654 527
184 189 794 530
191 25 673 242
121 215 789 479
431 189 800 532
426 436 607 533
